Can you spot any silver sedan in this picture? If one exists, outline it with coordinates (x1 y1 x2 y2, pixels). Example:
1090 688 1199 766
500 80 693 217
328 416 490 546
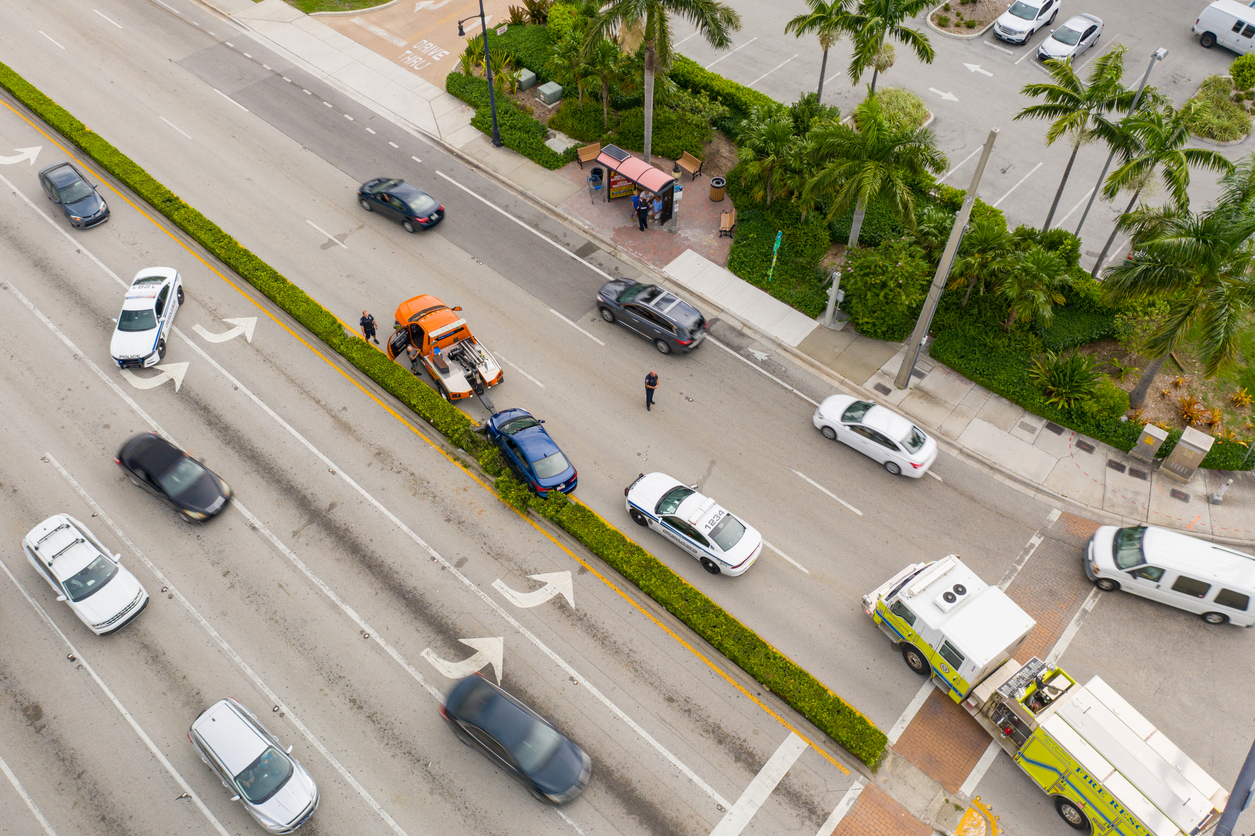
1038 14 1104 62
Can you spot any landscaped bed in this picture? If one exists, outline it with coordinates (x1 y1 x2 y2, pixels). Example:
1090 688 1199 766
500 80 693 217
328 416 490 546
929 0 1005 33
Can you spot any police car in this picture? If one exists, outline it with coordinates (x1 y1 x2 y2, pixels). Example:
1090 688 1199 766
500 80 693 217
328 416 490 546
625 472 762 576
110 267 184 369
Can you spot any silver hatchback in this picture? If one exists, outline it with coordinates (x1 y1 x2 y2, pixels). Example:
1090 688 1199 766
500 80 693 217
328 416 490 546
189 699 318 833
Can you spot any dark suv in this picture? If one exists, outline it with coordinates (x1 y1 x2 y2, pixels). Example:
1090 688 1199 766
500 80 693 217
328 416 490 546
596 280 708 354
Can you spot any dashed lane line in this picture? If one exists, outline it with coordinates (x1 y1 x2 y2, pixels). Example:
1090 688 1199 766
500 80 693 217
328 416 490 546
0 749 59 836
790 469 862 516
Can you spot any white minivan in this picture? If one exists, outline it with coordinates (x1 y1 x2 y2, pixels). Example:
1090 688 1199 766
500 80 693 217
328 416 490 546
1086 525 1255 626
1194 0 1255 54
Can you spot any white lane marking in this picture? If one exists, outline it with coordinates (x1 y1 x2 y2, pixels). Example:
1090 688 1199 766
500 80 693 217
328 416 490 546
790 469 862 516
366 127 376 134
421 637 504 684
707 337 817 405
887 682 933 745
938 146 982 184
388 141 399 148
411 155 422 163
927 469 943 482
549 308 605 345
243 52 252 58
152 0 180 12
709 732 808 835
815 779 865 836
211 88 249 112
263 64 271 69
435 170 616 281
303 88 312 95
992 161 1043 208
493 572 574 609
705 37 757 69
1056 186 1094 227
193 317 257 344
1045 587 1100 667
306 218 348 248
556 809 587 834
40 31 66 49
0 749 58 835
749 54 798 87
763 541 809 575
323 101 333 108
999 507 1060 590
959 741 1002 796
120 361 189 392
984 39 1013 55
225 42 234 47
0 558 232 836
93 9 123 28
344 113 355 121
282 76 291 82
495 352 546 387
160 116 192 139
44 455 414 836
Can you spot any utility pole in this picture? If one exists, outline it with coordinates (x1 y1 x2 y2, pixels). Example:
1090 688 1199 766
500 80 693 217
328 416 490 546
895 128 999 390
1214 735 1255 836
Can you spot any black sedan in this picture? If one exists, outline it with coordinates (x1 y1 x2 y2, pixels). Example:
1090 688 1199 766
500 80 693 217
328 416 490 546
440 675 591 804
115 433 232 522
358 178 444 233
486 409 577 497
38 161 110 228
597 280 708 354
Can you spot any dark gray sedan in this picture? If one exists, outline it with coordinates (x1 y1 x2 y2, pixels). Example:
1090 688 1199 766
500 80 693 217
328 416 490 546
38 161 109 228
358 177 444 232
597 280 708 354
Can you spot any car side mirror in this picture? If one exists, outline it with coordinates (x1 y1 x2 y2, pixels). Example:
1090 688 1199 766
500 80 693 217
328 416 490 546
56 595 67 602
286 745 293 754
230 795 241 802
452 306 463 312
537 419 545 424
689 484 699 490
115 554 123 563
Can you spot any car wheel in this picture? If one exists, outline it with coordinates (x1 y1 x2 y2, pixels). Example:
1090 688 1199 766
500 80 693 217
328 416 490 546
1200 32 1217 48
1053 796 1091 833
820 425 837 441
157 338 167 360
1048 11 1056 24
699 558 721 575
360 198 373 211
1202 611 1230 625
402 220 417 233
901 644 930 676
599 307 616 323
176 286 184 305
1094 578 1119 592
436 382 450 402
629 508 648 527
654 339 672 355
884 461 902 476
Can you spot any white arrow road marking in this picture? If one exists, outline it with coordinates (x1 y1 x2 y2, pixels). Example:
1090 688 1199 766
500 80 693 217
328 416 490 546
790 468 863 516
0 147 41 165
121 362 188 392
928 87 959 102
422 638 504 684
193 317 257 344
493 572 575 609
963 63 993 77
747 348 770 362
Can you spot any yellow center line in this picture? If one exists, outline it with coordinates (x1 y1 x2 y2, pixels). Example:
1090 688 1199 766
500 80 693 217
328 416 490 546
4 98 850 775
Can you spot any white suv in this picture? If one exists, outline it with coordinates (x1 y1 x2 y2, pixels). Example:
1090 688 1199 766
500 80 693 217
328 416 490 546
21 514 148 635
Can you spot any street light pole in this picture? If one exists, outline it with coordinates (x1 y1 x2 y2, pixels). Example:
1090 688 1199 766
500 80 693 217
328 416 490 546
458 1 503 148
1072 48 1167 238
1214 734 1255 836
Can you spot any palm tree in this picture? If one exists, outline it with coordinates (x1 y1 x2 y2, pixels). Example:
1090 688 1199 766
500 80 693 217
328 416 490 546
737 105 799 207
784 0 854 105
588 0 741 163
999 246 1067 331
804 93 947 249
586 37 633 129
949 216 1015 307
547 32 593 106
1090 101 1233 276
1014 47 1136 233
841 0 934 94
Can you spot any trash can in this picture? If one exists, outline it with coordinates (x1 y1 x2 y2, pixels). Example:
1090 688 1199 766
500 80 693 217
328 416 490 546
709 176 727 202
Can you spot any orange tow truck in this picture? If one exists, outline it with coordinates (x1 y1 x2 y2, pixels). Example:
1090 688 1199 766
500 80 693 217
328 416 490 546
386 295 504 402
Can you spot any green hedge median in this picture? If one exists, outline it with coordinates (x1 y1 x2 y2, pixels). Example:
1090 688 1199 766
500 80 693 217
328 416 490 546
0 61 886 769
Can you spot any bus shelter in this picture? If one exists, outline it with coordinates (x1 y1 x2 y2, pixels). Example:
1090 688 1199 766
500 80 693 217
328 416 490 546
590 144 675 225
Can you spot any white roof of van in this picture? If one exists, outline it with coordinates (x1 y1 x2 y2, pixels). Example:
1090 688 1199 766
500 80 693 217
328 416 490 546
1142 526 1255 585
1208 0 1255 17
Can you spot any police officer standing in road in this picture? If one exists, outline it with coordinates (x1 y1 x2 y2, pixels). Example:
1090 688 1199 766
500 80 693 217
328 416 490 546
645 369 658 411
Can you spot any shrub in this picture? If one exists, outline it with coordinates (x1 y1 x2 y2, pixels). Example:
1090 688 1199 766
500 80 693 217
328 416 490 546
482 24 555 82
938 14 950 26
1029 351 1101 410
447 72 576 169
1233 53 1255 90
669 54 778 139
829 200 911 248
839 238 932 340
866 87 929 130
548 98 613 143
934 183 1006 232
789 91 840 133
1185 75 1252 141
1079 379 1130 421
614 107 711 160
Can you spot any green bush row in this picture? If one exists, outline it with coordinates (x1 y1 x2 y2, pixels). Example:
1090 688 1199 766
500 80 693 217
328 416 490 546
546 99 711 160
669 54 778 139
0 60 889 767
482 23 555 83
446 71 575 169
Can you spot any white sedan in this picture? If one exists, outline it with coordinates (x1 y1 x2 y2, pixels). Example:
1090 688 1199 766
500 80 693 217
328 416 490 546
110 267 183 368
812 395 938 477
1038 14 1103 62
625 473 762 576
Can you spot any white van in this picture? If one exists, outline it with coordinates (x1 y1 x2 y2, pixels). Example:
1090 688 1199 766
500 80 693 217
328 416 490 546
1085 525 1255 626
1194 0 1255 54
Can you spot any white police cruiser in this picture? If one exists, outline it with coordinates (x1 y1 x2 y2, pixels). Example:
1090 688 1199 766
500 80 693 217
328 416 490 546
110 267 183 368
625 472 762 576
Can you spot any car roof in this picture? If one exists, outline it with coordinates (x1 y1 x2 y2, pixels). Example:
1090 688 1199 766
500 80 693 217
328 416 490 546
395 295 460 330
24 514 105 580
41 162 82 184
450 678 540 748
860 404 918 443
121 434 183 473
192 700 269 774
1058 14 1098 29
513 425 559 461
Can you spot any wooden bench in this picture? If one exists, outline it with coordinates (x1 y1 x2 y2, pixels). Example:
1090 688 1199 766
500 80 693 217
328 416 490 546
719 207 736 238
677 150 704 180
577 143 601 168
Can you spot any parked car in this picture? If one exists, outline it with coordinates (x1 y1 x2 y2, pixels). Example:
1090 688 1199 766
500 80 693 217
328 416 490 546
358 178 444 232
624 473 762 575
993 0 1060 43
440 674 591 804
115 433 232 522
597 280 709 355
1038 14 1102 61
189 698 319 833
38 161 110 228
21 514 148 635
110 268 184 369
486 409 577 496
812 394 938 477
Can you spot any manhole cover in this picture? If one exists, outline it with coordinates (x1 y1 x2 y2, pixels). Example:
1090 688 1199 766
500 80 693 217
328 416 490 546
1076 440 1095 454
1107 461 1126 473
1170 490 1190 503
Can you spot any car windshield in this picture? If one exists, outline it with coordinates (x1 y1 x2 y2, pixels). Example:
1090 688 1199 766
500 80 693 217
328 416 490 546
709 513 746 552
618 283 661 305
59 179 95 203
132 276 164 287
510 719 564 773
840 400 874 423
656 486 694 515
117 309 158 332
155 456 208 498
1112 526 1148 570
370 178 402 194
63 555 119 602
499 416 540 434
234 747 293 804
1053 25 1082 45
902 426 928 454
1007 1 1039 20
405 192 440 215
533 451 570 480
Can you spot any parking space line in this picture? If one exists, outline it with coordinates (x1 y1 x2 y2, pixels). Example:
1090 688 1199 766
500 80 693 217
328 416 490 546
992 161 1043 208
938 146 983 184
749 54 798 87
676 31 700 47
984 40 1013 55
790 469 863 516
709 733 809 836
816 779 865 836
1015 46 1036 64
1056 186 1095 227
549 308 605 345
764 540 810 575
705 37 757 69
0 750 58 836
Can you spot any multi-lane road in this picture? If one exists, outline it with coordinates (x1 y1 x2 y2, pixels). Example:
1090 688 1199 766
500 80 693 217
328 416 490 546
0 0 1253 834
